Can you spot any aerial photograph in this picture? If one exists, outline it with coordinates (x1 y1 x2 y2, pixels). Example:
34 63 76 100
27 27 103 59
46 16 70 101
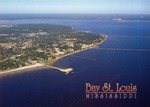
0 0 150 107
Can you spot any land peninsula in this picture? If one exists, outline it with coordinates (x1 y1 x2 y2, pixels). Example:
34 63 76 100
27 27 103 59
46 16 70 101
0 24 107 75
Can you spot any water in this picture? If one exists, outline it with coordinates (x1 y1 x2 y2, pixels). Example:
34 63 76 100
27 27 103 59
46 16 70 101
0 14 150 107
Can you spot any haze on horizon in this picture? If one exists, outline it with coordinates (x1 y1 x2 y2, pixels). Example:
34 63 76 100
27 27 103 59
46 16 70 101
0 0 150 14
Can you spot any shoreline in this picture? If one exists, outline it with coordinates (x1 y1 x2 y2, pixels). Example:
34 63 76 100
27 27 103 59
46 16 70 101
55 35 107 61
0 35 107 76
0 63 45 77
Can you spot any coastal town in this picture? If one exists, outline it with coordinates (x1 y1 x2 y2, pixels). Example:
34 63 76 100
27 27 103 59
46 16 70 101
0 24 106 72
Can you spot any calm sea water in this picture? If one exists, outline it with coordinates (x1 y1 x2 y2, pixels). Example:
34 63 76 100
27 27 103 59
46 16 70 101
0 14 150 107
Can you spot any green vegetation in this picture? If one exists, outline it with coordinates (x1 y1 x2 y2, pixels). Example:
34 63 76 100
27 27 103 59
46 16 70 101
0 24 106 71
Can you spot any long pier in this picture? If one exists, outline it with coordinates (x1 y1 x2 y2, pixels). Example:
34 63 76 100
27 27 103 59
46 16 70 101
110 35 150 38
94 48 150 52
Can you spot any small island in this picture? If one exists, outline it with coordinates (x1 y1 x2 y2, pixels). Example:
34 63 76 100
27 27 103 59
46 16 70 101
0 24 107 75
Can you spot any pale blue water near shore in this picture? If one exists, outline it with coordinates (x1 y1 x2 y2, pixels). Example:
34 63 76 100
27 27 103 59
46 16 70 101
0 14 150 107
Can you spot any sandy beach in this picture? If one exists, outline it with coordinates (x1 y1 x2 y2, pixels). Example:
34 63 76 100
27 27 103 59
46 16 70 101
0 63 44 77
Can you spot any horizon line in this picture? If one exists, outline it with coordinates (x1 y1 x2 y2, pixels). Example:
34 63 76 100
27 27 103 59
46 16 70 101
0 13 150 15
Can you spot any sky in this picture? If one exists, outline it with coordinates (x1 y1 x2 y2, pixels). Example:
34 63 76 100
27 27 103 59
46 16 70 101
0 0 150 14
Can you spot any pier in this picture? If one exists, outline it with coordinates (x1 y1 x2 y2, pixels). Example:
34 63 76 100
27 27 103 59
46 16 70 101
110 35 150 38
48 66 73 74
94 48 150 52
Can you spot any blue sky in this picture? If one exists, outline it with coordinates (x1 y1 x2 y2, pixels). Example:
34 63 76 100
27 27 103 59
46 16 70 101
0 0 150 14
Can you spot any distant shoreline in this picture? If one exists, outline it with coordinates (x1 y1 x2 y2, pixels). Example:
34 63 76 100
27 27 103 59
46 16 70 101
0 19 55 22
112 18 150 22
0 18 78 23
0 35 107 77
1 19 150 24
119 20 150 22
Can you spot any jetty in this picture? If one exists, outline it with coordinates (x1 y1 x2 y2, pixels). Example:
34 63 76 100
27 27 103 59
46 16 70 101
48 66 73 74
